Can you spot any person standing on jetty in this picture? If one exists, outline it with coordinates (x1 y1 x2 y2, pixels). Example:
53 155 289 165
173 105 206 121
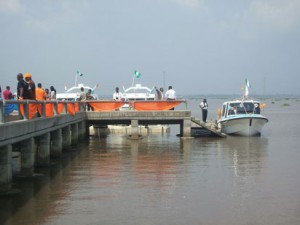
165 86 176 100
24 73 36 100
113 87 124 101
50 86 56 100
17 73 28 100
155 87 164 100
35 83 46 100
199 98 208 123
3 86 13 100
165 86 176 110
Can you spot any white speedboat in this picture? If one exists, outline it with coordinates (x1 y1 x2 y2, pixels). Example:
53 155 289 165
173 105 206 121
122 84 155 101
56 83 98 101
217 80 268 136
121 84 155 109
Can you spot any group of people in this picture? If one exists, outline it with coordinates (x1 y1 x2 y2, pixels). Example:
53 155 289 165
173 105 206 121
79 87 95 111
1 77 208 122
0 73 57 101
15 73 57 101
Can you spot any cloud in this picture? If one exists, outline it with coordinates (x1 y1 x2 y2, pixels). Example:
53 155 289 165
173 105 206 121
246 0 300 32
174 0 204 8
0 0 23 14
22 1 85 33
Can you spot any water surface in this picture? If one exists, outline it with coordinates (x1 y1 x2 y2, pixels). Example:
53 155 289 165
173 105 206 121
1 97 300 225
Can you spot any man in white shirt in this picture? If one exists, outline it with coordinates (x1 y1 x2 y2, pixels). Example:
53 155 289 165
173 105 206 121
165 86 176 100
165 86 176 110
113 87 124 101
199 99 208 122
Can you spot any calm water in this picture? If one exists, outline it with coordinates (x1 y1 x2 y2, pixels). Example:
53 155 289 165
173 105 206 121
1 96 300 225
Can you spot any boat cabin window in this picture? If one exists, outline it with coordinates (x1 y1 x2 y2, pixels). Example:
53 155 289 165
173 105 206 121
228 102 261 115
222 105 227 117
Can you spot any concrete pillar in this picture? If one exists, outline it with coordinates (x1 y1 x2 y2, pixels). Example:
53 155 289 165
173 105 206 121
51 129 62 156
20 138 35 177
131 119 139 140
37 133 50 166
62 125 71 150
71 123 79 145
0 145 12 192
182 119 191 137
78 121 86 140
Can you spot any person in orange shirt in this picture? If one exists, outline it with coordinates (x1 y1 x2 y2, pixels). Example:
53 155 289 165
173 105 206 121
35 83 46 100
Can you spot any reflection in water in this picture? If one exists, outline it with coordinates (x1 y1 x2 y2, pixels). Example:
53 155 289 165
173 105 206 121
1 125 300 225
222 136 268 177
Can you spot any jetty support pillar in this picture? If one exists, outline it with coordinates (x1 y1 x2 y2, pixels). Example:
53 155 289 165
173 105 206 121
37 133 50 166
131 120 139 140
71 123 79 145
62 125 71 150
78 121 86 140
20 138 35 177
51 129 62 156
0 145 12 192
181 118 191 137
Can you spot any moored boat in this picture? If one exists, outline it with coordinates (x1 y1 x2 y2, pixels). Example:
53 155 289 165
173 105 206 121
121 83 155 109
122 84 155 101
217 80 268 136
56 83 98 101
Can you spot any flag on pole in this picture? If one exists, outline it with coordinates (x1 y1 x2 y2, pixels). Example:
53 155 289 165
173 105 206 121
245 79 250 88
244 79 250 97
77 70 84 76
134 70 141 78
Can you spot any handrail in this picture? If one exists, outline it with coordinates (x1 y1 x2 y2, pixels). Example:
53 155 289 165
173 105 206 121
0 99 188 123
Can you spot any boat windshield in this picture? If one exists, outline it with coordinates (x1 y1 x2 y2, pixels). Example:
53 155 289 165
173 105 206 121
228 102 260 115
125 88 151 94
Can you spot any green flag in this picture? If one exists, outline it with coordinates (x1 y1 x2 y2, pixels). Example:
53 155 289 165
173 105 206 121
77 70 83 76
134 70 141 78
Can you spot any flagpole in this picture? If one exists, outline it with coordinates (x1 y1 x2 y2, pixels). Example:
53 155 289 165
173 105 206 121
75 71 78 86
132 73 135 87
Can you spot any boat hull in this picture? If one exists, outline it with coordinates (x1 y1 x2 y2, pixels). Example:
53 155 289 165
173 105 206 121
219 116 268 136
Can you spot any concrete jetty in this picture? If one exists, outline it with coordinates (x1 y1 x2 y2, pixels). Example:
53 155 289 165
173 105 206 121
0 100 225 194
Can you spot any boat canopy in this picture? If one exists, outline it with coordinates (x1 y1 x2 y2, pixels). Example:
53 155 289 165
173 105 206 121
222 100 261 117
124 84 153 94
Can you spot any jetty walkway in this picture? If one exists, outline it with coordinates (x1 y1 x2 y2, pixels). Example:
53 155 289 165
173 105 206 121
0 100 225 194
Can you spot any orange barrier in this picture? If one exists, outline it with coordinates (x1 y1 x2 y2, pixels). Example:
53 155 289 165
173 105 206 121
134 101 182 111
89 101 125 111
67 103 76 116
75 102 81 112
45 104 55 117
20 103 38 119
58 103 65 114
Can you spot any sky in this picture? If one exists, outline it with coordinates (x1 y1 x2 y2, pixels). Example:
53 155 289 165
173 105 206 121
1 0 300 96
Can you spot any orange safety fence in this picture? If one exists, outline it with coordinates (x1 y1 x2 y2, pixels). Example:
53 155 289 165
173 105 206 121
89 101 126 111
67 103 76 116
20 103 38 119
36 103 55 117
45 104 55 117
75 102 81 112
58 103 65 114
134 101 182 111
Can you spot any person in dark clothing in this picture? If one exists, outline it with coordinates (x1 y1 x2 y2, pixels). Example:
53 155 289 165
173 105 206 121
199 99 208 123
17 73 28 99
86 89 94 111
24 73 36 100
